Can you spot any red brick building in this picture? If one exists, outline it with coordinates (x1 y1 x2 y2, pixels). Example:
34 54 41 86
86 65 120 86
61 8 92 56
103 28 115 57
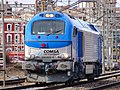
0 2 35 63
2 18 25 63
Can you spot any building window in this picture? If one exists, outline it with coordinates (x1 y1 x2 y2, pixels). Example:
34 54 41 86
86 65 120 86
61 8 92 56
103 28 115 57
7 24 12 31
14 24 20 31
21 47 24 51
14 47 18 51
18 48 20 51
14 47 20 51
15 34 20 43
7 8 12 15
21 34 24 43
6 48 12 52
7 34 12 43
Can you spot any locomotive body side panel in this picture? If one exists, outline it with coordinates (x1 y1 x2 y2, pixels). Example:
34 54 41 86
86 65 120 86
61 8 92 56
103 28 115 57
83 32 99 62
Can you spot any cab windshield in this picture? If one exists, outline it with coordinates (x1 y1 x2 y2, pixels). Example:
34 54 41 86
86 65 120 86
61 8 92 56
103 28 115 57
32 20 65 35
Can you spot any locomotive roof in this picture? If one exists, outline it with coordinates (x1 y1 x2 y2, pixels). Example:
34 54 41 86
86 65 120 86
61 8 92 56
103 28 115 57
32 11 101 35
68 16 100 34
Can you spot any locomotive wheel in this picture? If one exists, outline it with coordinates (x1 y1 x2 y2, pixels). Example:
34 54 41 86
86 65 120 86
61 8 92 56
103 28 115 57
87 74 94 81
65 82 70 85
65 77 74 85
65 80 73 85
35 82 39 85
74 63 79 78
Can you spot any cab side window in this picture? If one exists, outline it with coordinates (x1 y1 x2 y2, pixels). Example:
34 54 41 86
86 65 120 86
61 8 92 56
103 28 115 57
73 27 77 37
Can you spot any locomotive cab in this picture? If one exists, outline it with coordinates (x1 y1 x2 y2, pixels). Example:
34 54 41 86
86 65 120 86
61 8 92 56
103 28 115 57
23 12 75 82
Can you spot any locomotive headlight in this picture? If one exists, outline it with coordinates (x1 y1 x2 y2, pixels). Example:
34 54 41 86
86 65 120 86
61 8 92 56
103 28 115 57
45 14 54 18
45 14 50 17
49 14 54 17
60 53 69 59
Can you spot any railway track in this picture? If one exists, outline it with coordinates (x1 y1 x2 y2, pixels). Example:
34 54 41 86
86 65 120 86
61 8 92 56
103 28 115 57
0 78 26 85
100 70 120 76
2 70 120 90
32 72 120 90
89 81 120 90
1 82 61 90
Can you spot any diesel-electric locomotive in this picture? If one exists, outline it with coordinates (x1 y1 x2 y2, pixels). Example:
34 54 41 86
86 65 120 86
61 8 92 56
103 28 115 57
22 11 102 83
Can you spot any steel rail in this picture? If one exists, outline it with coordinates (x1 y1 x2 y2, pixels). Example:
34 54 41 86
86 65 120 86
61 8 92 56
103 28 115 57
2 71 120 90
0 78 26 85
1 82 61 90
32 73 120 90
89 81 120 90
100 70 120 76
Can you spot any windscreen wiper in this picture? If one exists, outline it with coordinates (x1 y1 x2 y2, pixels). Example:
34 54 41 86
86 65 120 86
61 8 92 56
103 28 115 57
46 29 63 36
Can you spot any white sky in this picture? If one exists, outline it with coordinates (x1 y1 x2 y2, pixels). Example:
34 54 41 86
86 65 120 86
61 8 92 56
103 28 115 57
3 0 120 7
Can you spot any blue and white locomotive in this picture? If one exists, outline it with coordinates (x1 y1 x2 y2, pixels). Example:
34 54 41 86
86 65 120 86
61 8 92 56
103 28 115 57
22 11 102 83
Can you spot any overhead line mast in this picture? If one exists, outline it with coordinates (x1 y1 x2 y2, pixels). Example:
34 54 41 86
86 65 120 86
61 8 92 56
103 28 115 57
1 0 6 87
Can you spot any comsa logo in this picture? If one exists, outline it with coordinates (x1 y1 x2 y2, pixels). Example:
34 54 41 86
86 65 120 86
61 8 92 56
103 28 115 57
44 50 59 55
